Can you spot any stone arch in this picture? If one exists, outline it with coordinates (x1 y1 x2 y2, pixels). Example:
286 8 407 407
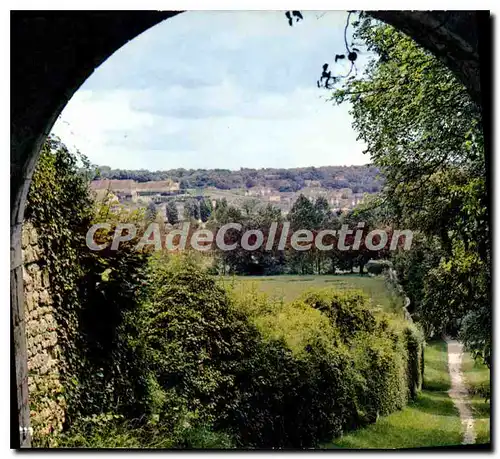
10 10 489 447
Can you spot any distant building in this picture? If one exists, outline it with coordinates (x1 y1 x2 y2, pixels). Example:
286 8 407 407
135 180 180 195
246 186 273 197
90 179 180 203
91 179 136 201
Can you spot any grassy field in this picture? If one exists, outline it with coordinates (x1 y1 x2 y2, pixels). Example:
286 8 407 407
324 340 463 449
220 274 403 313
462 352 491 444
221 275 490 449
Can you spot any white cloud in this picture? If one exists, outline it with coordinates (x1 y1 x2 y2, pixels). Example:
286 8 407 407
50 11 371 171
52 84 368 170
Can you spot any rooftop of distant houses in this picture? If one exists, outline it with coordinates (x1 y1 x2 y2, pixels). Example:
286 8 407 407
90 179 180 193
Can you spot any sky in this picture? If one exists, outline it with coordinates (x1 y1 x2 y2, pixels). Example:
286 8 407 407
51 11 371 171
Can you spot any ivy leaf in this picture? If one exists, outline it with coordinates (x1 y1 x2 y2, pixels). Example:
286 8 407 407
101 268 112 282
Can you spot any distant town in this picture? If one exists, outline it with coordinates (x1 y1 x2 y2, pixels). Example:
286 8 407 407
90 165 382 221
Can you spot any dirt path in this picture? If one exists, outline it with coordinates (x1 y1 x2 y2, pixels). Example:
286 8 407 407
446 339 476 444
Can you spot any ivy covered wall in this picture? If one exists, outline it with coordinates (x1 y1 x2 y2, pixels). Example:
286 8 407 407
23 222 65 445
22 137 151 446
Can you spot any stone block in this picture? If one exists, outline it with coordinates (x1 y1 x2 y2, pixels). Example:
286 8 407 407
30 229 38 246
23 245 36 264
25 291 34 313
22 228 30 249
39 289 50 305
42 270 50 288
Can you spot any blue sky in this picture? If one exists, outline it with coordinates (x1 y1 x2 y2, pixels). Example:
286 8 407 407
51 11 370 170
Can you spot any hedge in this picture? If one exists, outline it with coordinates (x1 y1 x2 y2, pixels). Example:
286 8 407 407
60 252 424 449
300 288 424 430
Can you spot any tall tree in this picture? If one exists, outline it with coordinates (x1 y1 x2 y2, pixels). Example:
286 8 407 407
184 199 200 221
145 201 157 222
333 19 489 363
199 199 212 223
287 195 317 274
166 200 179 225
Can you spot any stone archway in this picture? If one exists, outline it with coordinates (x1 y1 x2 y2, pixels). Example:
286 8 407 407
10 10 490 447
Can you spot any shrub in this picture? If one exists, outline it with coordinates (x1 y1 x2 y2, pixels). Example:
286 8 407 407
226 284 425 447
218 335 359 448
403 323 425 398
301 289 377 342
55 248 426 449
229 298 359 447
141 256 364 448
299 288 424 428
140 253 265 426
350 331 408 422
366 260 392 275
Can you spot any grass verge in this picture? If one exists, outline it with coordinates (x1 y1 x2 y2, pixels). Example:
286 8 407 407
323 340 462 449
461 351 491 444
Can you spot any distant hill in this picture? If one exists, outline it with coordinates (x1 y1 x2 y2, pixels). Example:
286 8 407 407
94 165 384 194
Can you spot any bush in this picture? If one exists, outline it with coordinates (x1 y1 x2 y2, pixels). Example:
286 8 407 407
301 289 377 342
228 298 359 447
226 284 424 447
366 260 392 275
403 323 425 398
55 249 425 449
350 331 408 422
59 414 235 449
300 288 424 428
139 256 362 448
140 254 266 426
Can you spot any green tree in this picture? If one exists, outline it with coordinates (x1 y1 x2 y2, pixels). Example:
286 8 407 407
166 200 179 225
313 196 331 223
184 199 200 221
146 201 157 222
333 19 489 363
286 195 317 274
208 201 285 275
288 194 317 231
199 199 212 223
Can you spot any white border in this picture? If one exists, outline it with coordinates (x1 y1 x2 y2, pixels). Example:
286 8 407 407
3 2 498 457
2 1 499 10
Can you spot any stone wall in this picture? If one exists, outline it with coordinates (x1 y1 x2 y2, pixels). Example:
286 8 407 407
22 222 65 445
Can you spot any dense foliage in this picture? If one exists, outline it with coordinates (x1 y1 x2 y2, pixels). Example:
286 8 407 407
333 19 490 365
26 137 152 443
227 280 424 446
165 200 179 225
207 194 396 276
125 254 423 448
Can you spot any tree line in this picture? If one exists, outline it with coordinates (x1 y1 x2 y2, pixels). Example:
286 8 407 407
332 18 490 365
94 164 383 194
204 194 395 276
